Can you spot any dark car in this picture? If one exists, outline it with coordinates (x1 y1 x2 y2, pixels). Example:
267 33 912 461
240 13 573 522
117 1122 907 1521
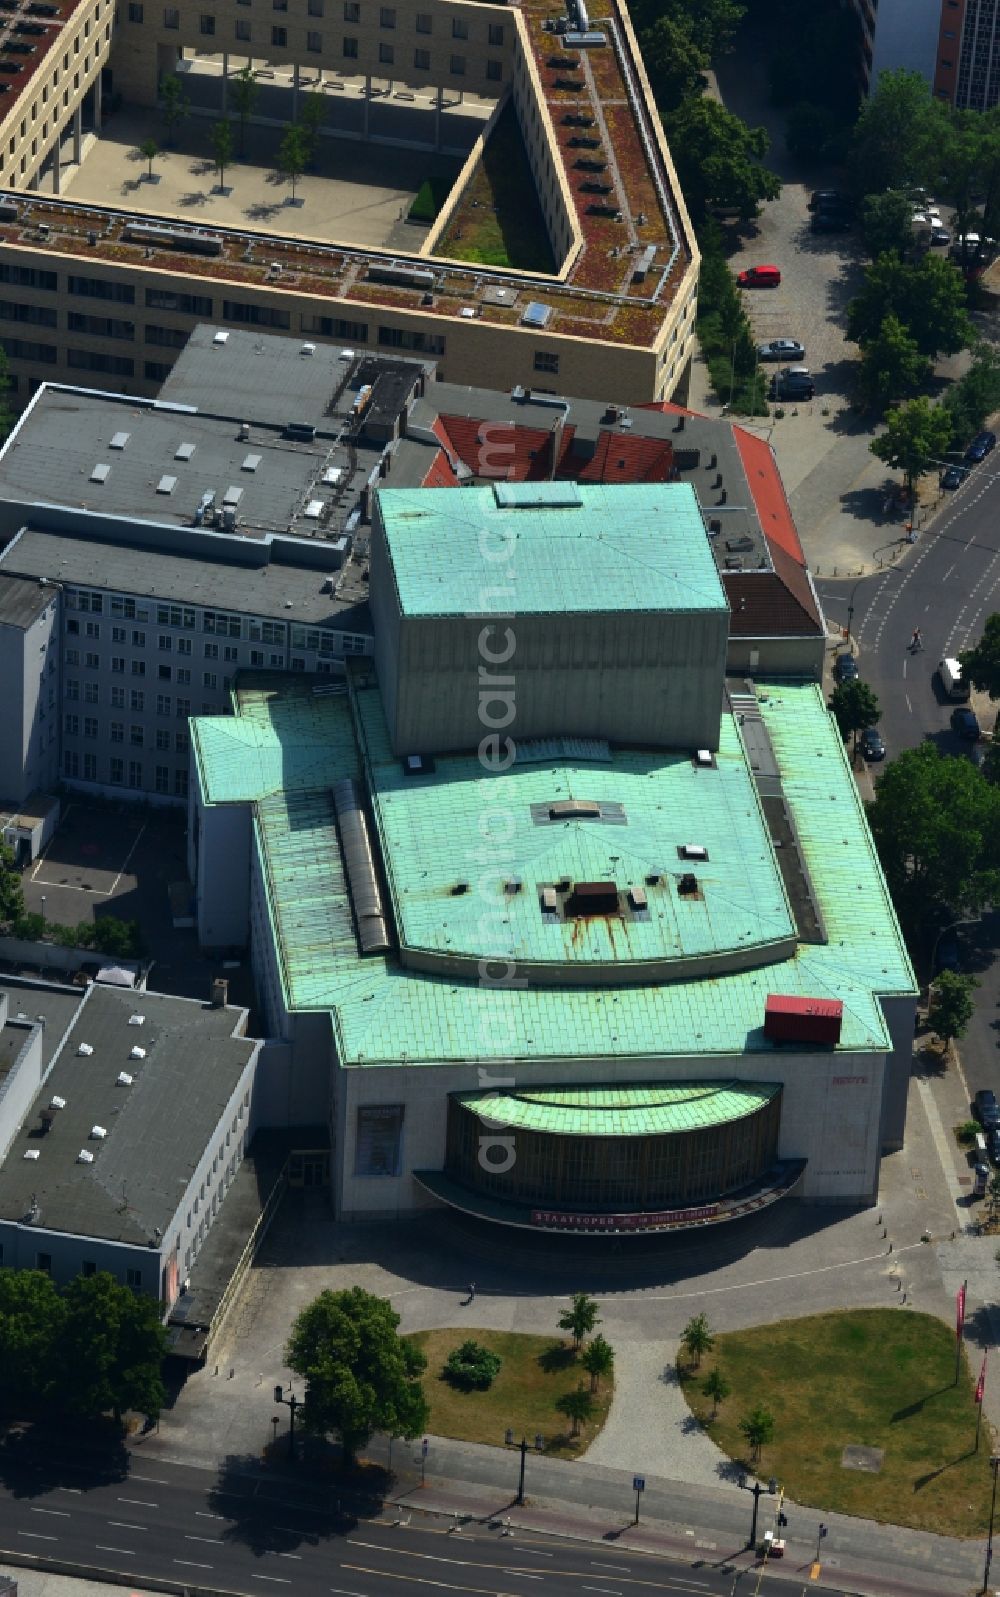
941 465 965 490
964 430 997 464
987 1127 1000 1165
809 189 853 212
935 933 961 974
859 727 885 761
770 365 815 400
757 338 805 363
974 1089 1000 1130
931 226 952 246
811 210 852 233
834 652 859 683
952 705 981 740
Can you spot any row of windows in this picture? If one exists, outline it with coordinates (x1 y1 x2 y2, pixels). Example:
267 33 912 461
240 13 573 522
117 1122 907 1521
66 592 290 646
146 2 503 35
63 748 188 795
13 1249 144 1291
65 713 190 750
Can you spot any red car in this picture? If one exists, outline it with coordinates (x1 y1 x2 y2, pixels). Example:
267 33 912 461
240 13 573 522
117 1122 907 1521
737 264 781 288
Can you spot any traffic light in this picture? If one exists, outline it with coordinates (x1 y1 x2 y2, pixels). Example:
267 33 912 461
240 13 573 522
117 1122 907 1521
778 1511 788 1527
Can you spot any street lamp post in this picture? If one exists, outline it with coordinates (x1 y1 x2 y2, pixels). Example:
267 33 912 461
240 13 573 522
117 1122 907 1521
274 1383 301 1461
740 1474 776 1550
505 1430 543 1506
983 1453 1000 1593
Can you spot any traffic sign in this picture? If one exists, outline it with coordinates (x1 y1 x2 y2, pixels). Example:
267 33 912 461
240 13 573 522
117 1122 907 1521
633 1476 645 1492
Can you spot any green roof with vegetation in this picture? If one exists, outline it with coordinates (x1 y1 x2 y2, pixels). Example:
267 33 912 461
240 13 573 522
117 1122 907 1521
375 482 725 618
455 1081 780 1137
191 676 915 1069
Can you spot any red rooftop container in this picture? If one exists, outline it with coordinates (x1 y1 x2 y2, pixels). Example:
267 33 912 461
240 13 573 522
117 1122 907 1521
764 994 843 1045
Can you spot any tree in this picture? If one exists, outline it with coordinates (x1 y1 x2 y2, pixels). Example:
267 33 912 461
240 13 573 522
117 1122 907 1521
847 253 972 361
210 118 234 191
928 968 978 1053
557 1292 601 1350
830 678 881 757
847 69 947 195
869 396 954 500
231 64 260 157
54 1272 166 1422
0 838 24 925
278 123 308 203
861 190 918 262
867 741 1000 932
581 1334 615 1393
286 1287 428 1466
662 96 780 222
641 17 708 115
857 315 930 413
160 74 189 146
555 1382 594 1438
680 1312 714 1369
738 1404 775 1465
444 1340 502 1391
299 91 326 165
960 615 1000 699
944 342 1000 444
702 1368 731 1419
0 1268 65 1410
138 137 159 183
630 0 744 58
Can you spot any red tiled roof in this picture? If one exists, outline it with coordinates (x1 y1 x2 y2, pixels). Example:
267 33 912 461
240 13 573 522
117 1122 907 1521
570 431 674 484
436 416 577 480
724 569 822 637
731 425 806 567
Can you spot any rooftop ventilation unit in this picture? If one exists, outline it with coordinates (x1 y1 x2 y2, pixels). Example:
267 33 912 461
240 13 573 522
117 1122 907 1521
678 843 708 860
175 442 196 461
76 1149 95 1164
566 880 618 916
549 799 601 820
49 1095 66 1110
300 341 317 356
241 454 262 473
540 886 558 912
322 467 343 487
695 750 713 768
117 1071 134 1086
90 1125 107 1140
521 301 553 328
213 330 229 346
76 1042 93 1056
678 872 699 896
304 500 324 519
128 1014 145 1026
628 885 648 910
122 222 223 257
156 475 177 495
110 430 130 451
23 1148 39 1160
89 464 110 484
284 421 316 442
366 263 435 291
129 1045 146 1060
504 877 523 894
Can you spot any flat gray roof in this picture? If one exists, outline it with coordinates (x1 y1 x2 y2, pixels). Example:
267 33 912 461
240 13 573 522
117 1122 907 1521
0 985 256 1245
0 979 84 1071
0 572 52 630
0 526 372 630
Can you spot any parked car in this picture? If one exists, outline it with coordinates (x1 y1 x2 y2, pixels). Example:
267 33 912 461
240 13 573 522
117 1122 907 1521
770 365 814 400
987 1127 1000 1165
951 705 982 740
964 430 997 464
973 1089 1000 1129
809 189 853 212
757 338 805 362
941 464 965 489
859 727 885 761
811 210 852 233
930 226 952 246
834 652 859 683
738 264 781 288
935 933 961 974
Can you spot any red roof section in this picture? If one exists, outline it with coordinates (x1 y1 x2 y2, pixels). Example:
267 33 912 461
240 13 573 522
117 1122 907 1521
731 425 806 567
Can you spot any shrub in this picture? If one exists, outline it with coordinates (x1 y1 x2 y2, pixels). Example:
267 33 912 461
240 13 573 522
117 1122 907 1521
12 911 45 941
444 1339 502 1391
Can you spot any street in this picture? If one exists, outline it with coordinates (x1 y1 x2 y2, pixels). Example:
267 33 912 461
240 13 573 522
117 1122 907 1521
0 1449 830 1597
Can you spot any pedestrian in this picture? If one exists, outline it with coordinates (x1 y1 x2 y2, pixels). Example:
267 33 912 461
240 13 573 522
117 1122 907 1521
469 1281 476 1303
910 628 923 651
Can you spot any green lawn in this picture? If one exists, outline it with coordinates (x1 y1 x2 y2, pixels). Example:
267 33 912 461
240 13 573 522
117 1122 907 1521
680 1309 994 1536
406 1328 612 1459
436 101 555 272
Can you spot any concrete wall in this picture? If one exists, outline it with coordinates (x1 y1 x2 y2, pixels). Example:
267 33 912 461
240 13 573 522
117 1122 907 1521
0 1012 44 1163
869 0 943 87
0 596 60 806
879 992 919 1153
726 634 825 680
0 1218 164 1294
195 803 252 950
380 607 731 755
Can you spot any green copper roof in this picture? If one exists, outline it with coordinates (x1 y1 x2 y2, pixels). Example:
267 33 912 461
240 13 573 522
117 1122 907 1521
355 682 794 974
454 1082 780 1137
191 676 358 804
375 482 727 617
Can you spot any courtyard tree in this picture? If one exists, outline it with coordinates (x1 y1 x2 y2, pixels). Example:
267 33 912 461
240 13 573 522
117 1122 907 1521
0 1268 65 1410
847 69 946 196
0 838 24 926
928 969 978 1057
210 118 234 192
680 1312 714 1369
829 678 881 759
299 92 326 165
857 315 930 413
555 1382 594 1438
945 342 1000 445
738 1404 775 1466
869 396 955 502
702 1367 731 1419
632 0 744 58
286 1287 428 1467
558 1292 601 1350
867 741 1000 933
848 253 972 362
160 73 189 146
581 1334 615 1393
54 1272 167 1423
640 17 708 115
960 614 1000 699
278 123 308 203
661 95 780 222
231 64 260 156
138 137 159 183
860 191 918 263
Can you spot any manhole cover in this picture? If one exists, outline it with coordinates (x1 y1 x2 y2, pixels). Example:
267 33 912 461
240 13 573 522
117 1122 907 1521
842 1445 883 1472
959 1176 973 1187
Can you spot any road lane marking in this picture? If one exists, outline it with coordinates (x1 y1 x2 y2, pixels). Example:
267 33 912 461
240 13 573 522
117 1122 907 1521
18 1532 57 1541
905 693 912 713
186 1534 223 1544
583 1587 621 1594
590 1566 630 1573
56 1488 82 1495
131 1474 169 1484
97 1546 135 1557
278 1553 302 1560
249 1576 291 1584
118 1497 158 1508
943 564 956 580
108 1522 146 1531
330 1589 368 1597
174 1560 213 1570
30 1507 69 1516
513 1547 553 1555
343 1566 489 1594
196 1511 226 1520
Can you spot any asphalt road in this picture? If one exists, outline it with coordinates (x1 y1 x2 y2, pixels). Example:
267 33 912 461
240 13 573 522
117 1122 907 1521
0 1449 817 1597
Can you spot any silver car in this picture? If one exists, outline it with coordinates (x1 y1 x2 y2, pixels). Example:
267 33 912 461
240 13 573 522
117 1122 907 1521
757 338 805 363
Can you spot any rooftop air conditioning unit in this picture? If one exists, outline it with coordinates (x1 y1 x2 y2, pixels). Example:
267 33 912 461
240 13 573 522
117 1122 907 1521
76 1043 93 1056
117 1071 134 1086
90 1125 107 1140
77 1149 95 1164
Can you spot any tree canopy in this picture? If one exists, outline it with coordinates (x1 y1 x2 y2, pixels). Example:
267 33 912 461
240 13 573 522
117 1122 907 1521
929 969 978 1047
630 0 744 58
0 1268 65 1410
641 17 708 115
286 1287 428 1464
867 741 1000 933
680 1312 714 1368
557 1292 601 1350
857 315 930 413
0 839 24 925
662 96 780 221
959 614 1000 699
739 1404 775 1465
848 70 948 195
869 396 955 497
847 253 972 361
860 191 918 262
830 679 881 753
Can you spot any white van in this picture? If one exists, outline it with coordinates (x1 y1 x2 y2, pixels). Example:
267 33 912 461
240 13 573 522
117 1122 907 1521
939 657 970 701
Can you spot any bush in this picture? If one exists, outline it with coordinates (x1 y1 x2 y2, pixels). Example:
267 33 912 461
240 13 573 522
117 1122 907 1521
408 174 452 225
956 1120 981 1146
695 221 769 417
12 911 45 941
444 1340 503 1391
